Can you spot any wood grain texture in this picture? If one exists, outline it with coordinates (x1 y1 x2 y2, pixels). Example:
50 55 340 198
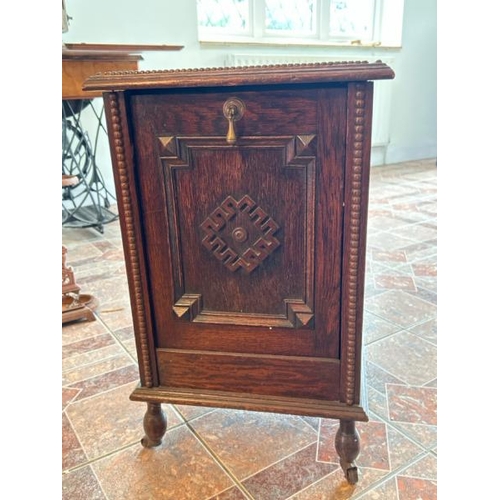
63 59 140 100
102 92 158 387
130 386 369 421
159 135 315 328
83 60 394 92
128 85 343 361
64 43 184 52
157 349 340 400
340 82 374 405
97 62 394 428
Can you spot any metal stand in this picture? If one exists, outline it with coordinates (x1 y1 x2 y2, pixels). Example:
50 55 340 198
62 99 117 233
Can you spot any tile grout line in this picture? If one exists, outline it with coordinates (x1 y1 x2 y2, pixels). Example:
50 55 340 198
88 463 112 500
187 419 320 500
240 439 320 483
286 452 428 500
396 328 439 352
175 407 218 425
62 424 182 476
62 436 141 475
364 378 436 448
362 308 410 331
95 314 140 367
62 356 138 386
63 379 140 406
299 415 320 433
62 330 116 352
363 320 437 349
364 287 437 311
314 417 322 465
62 410 92 474
184 420 256 500
350 450 434 500
368 390 437 454
62 343 127 368
383 414 394 474
62 315 141 404
63 405 200 476
286 470 338 499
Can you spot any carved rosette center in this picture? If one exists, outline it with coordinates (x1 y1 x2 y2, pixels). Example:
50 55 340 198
232 227 248 243
201 195 280 273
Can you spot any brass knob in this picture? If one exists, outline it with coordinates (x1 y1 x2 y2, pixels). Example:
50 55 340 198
223 97 245 144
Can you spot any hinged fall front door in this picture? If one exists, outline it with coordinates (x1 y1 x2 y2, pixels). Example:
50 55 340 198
128 84 347 401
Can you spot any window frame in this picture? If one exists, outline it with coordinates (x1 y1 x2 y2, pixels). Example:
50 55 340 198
197 0 404 48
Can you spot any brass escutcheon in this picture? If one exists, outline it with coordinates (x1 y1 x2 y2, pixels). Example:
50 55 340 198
223 97 246 144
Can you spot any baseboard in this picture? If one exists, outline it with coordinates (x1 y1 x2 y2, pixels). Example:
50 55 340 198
384 144 437 165
370 145 388 167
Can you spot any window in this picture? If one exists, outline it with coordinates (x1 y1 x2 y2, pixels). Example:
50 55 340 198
197 0 404 47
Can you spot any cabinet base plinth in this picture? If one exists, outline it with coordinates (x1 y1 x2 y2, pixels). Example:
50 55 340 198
130 386 368 422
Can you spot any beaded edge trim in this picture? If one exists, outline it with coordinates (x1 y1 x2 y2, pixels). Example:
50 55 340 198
108 92 153 388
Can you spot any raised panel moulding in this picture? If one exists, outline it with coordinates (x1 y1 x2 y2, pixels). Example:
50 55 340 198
172 294 202 320
161 134 317 328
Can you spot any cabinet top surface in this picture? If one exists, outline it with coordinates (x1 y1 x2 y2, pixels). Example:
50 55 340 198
83 60 394 92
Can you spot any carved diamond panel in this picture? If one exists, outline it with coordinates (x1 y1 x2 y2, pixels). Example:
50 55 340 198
158 135 316 328
201 195 280 273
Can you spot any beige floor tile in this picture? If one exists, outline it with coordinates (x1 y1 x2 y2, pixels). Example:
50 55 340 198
92 425 235 500
364 290 436 329
365 331 437 386
65 381 183 461
190 409 318 480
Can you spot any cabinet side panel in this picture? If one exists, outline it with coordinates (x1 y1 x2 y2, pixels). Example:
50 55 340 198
340 82 374 405
103 91 158 387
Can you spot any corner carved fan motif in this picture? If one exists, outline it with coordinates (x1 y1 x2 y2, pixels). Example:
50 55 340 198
201 194 280 273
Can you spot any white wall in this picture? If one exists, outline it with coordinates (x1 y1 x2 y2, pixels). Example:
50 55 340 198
385 0 437 164
63 0 436 197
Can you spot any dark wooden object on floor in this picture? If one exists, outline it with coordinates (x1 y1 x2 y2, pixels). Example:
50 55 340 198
62 173 98 323
62 245 98 323
84 61 395 484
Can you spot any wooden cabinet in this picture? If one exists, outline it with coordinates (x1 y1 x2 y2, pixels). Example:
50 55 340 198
85 61 394 484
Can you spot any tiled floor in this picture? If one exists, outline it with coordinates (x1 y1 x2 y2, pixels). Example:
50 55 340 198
62 158 437 499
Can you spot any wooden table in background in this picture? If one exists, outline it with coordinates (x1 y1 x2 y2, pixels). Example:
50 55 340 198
61 43 184 323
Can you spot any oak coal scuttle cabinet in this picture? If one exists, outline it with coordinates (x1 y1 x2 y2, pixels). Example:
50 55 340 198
84 61 395 484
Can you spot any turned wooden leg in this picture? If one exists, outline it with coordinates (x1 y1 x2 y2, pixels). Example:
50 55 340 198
141 402 167 448
335 419 360 485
